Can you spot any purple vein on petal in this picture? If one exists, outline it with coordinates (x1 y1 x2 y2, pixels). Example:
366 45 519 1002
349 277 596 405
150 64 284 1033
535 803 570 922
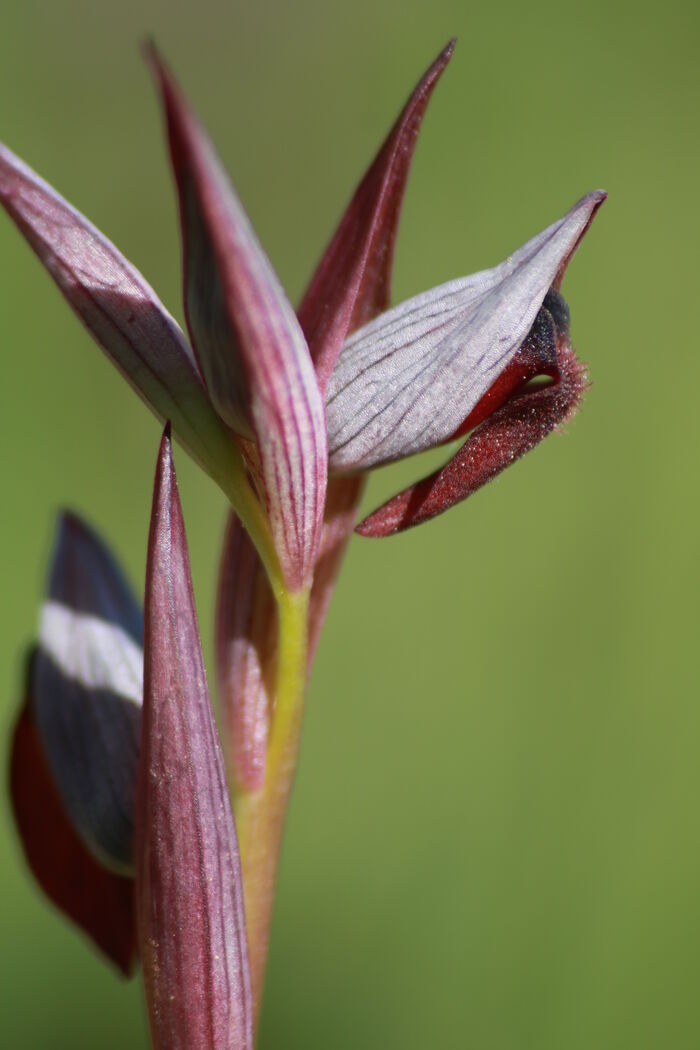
148 48 327 591
136 427 252 1050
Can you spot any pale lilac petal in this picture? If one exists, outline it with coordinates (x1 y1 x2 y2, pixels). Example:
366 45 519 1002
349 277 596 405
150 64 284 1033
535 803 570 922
0 143 235 483
326 191 606 471
149 50 327 590
136 428 252 1050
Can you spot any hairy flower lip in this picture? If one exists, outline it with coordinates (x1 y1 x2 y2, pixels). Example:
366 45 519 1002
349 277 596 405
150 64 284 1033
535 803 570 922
446 287 567 442
352 239 603 538
325 190 606 475
356 324 588 537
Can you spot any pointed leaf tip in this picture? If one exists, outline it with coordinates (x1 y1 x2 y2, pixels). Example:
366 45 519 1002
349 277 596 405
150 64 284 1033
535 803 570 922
149 51 327 589
299 39 456 392
137 427 253 1050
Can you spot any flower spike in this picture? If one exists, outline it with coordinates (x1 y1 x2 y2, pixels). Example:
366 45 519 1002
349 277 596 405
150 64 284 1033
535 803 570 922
0 145 236 486
298 39 456 391
136 426 252 1050
326 191 606 472
148 47 327 592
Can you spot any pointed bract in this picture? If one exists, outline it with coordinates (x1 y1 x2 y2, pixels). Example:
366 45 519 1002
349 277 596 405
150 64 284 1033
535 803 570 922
10 654 137 976
0 144 236 484
136 428 253 1050
298 40 455 392
326 191 606 471
148 49 327 591
33 512 143 873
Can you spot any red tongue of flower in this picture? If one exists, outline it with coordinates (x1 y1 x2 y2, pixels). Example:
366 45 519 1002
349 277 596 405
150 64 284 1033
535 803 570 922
356 290 587 537
448 290 565 441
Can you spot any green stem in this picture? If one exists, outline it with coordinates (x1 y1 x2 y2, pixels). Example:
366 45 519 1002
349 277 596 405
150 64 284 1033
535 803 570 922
233 585 309 1027
217 448 283 595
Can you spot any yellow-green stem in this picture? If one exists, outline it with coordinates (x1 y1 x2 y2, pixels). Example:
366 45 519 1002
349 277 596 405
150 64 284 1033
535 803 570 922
233 585 309 1028
218 448 283 597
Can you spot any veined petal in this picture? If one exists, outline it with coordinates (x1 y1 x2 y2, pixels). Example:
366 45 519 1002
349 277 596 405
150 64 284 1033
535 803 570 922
10 653 137 976
357 311 587 536
148 49 327 591
136 428 252 1050
326 190 606 471
33 512 143 874
0 144 236 484
298 40 455 392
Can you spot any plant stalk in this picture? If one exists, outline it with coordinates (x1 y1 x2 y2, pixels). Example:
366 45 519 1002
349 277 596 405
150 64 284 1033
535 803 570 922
233 585 309 1028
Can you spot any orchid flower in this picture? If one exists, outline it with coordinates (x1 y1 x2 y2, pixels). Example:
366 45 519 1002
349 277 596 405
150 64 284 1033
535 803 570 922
4 38 605 1032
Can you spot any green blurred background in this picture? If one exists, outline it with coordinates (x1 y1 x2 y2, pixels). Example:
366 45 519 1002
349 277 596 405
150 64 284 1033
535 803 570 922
1 0 699 1046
